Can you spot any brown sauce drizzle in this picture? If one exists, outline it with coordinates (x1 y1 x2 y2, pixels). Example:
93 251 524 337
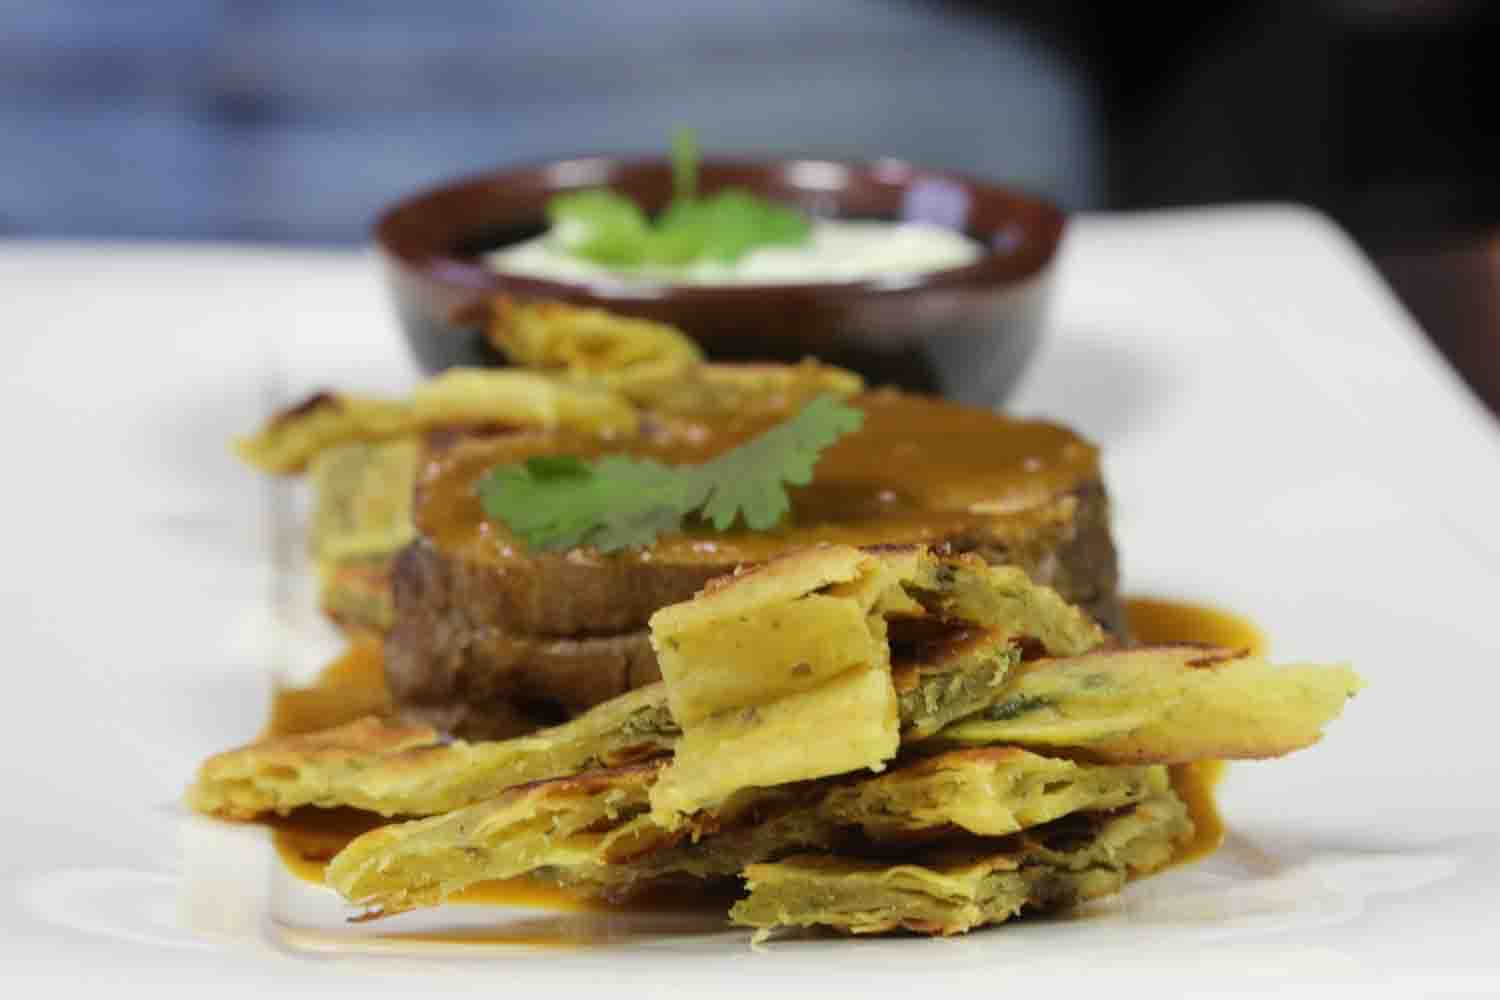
261 634 389 740
416 390 1101 566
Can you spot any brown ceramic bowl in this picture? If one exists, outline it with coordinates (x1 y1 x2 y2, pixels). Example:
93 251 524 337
375 157 1064 402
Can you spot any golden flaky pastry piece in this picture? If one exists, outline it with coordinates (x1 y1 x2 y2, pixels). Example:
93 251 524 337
612 359 864 418
326 748 1172 918
730 773 1191 937
187 686 676 820
235 369 638 474
329 763 671 918
646 545 1106 822
936 644 1366 763
307 437 419 629
483 297 863 415
484 297 704 387
184 626 1023 824
189 546 1104 822
189 546 1360 825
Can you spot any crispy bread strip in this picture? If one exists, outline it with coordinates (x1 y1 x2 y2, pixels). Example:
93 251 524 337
327 771 819 916
187 717 441 820
307 438 418 631
572 750 1163 895
187 685 676 820
329 763 667 918
647 546 1106 822
730 777 1191 937
892 627 1021 740
190 638 1357 823
613 360 864 417
903 557 1104 657
236 369 637 474
484 298 704 390
483 298 860 412
187 627 1020 822
317 558 399 632
820 747 1160 840
935 645 1364 763
648 547 906 821
191 549 1114 822
327 750 1169 916
309 438 420 563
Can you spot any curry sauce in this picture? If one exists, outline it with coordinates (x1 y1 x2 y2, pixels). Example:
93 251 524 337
417 391 1101 566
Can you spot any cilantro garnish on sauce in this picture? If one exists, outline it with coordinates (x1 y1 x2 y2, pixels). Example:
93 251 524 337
476 395 863 552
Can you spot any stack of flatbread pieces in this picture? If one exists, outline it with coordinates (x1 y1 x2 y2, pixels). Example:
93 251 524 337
190 545 1360 937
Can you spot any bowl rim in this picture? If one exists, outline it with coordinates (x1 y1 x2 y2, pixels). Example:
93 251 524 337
374 154 1066 305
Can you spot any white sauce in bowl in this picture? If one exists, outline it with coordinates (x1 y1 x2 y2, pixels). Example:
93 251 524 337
485 219 984 287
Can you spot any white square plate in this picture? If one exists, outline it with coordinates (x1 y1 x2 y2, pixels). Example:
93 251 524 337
3 206 1498 996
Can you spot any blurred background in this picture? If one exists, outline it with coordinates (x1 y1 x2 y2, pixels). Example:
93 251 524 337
4 0 1496 411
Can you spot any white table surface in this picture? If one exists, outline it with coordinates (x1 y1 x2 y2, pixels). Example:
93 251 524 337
2 205 1498 996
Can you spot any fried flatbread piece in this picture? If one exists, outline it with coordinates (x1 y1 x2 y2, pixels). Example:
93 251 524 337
483 297 859 411
328 763 668 918
648 547 906 821
820 747 1160 840
730 777 1191 937
480 298 864 413
188 638 1357 823
891 627 1021 741
187 685 677 820
187 626 1026 823
579 751 1164 894
935 645 1364 763
483 297 704 390
614 360 864 418
187 716 442 820
317 557 399 631
327 769 826 916
307 437 420 630
326 749 1168 917
650 667 900 827
651 546 900 728
190 548 1113 822
235 369 638 474
308 438 420 563
647 546 1105 822
190 638 1355 824
902 557 1104 657
572 752 1162 897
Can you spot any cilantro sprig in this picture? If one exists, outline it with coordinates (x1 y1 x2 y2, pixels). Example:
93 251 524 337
476 395 863 552
545 128 812 270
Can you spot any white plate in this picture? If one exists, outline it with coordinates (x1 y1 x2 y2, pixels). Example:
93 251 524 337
3 207 1498 996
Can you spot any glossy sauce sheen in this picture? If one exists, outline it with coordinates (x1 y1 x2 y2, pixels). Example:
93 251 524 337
261 635 389 739
416 391 1101 565
267 597 1260 907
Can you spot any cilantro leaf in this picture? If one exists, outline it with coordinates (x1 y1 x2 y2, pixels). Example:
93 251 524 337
541 129 812 270
545 189 651 267
693 394 862 531
476 395 864 552
681 189 811 264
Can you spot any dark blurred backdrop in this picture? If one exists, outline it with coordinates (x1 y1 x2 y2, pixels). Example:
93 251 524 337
4 1 1496 404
